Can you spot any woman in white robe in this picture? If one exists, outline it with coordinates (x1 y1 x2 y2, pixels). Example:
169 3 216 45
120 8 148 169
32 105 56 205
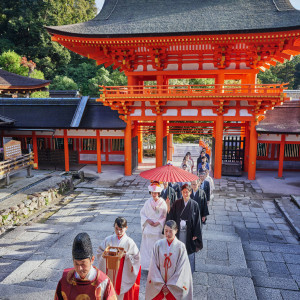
145 220 193 300
97 217 141 300
140 182 167 271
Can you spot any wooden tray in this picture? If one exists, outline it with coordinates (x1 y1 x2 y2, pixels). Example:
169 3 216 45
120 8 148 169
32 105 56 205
102 246 125 270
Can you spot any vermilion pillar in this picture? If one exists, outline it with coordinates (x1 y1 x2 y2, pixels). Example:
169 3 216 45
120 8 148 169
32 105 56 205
124 116 132 176
32 131 38 169
248 120 258 180
168 133 173 162
138 125 143 163
214 115 224 179
244 121 250 172
96 130 102 173
278 134 286 178
156 114 163 167
64 129 70 172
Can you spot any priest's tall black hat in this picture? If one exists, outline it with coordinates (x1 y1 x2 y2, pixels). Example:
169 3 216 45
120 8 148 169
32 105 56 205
72 232 93 260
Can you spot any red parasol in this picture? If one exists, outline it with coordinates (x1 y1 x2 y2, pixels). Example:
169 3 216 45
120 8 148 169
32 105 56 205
140 164 199 182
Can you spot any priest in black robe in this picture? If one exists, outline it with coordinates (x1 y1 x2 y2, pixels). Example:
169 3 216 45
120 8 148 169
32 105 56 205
166 184 203 273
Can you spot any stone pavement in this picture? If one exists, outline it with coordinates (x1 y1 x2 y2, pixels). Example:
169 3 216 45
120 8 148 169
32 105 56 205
0 144 299 299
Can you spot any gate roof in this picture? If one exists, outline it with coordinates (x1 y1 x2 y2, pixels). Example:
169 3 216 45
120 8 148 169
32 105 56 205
46 0 300 38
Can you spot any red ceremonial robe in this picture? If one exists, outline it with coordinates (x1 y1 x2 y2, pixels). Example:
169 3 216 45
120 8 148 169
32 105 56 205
54 266 117 300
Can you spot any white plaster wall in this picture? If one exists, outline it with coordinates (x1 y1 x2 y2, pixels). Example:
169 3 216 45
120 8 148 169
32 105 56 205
131 109 142 116
258 134 280 142
201 109 217 116
68 129 96 137
181 109 198 116
224 109 236 116
100 130 124 137
163 109 178 116
285 135 300 142
240 109 252 117
109 154 125 162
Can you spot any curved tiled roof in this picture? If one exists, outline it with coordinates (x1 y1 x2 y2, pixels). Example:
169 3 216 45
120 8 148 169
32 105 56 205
0 69 50 89
46 0 300 38
256 100 300 134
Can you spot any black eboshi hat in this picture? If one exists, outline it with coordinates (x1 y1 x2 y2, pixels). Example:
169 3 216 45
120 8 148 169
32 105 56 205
72 232 93 260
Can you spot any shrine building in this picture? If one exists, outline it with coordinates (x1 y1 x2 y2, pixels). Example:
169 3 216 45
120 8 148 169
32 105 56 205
6 0 300 179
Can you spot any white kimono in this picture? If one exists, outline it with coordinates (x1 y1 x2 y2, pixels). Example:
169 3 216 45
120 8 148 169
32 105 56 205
145 237 193 300
97 233 141 300
140 197 167 270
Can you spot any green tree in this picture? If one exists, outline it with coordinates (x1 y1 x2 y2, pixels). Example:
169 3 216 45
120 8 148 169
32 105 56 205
0 50 28 75
0 0 97 79
257 56 300 89
50 75 78 90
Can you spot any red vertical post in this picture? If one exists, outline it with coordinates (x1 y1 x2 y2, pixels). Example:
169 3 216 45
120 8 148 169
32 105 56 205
124 116 132 176
64 129 70 172
244 121 250 172
156 114 163 167
32 131 38 169
138 125 143 163
96 130 102 173
168 133 173 162
248 120 258 180
214 115 224 179
278 134 286 178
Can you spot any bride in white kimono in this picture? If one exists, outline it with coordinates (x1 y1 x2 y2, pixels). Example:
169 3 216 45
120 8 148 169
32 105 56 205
140 182 167 271
145 220 193 300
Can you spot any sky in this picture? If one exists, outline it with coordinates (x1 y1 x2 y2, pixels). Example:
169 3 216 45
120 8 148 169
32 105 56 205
290 0 300 10
95 0 105 12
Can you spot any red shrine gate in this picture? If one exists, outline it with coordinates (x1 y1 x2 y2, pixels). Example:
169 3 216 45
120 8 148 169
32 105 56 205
46 0 300 179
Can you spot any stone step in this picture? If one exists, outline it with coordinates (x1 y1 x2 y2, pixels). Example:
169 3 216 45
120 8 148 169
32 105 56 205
203 229 240 242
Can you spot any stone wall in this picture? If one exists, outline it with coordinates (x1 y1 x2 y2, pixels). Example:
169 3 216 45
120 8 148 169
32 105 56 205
0 177 77 235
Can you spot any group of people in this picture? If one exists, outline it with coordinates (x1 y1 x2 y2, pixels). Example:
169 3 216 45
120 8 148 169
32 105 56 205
54 148 214 300
181 148 211 177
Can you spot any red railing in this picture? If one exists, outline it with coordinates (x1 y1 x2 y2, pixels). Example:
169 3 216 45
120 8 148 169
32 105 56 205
99 83 288 98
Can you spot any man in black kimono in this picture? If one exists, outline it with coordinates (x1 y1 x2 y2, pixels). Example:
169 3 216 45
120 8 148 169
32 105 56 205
199 171 210 203
166 184 203 273
161 182 177 212
169 182 182 200
190 180 209 225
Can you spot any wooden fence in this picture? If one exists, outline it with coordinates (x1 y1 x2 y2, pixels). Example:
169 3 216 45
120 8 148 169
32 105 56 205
0 153 34 185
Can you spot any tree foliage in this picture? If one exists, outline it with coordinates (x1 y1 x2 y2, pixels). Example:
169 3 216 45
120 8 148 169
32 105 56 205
257 56 300 89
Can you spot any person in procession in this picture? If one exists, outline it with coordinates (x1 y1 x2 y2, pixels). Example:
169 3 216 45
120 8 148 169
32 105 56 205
166 184 203 273
190 180 209 226
97 217 141 300
203 147 210 163
140 181 168 270
196 150 207 174
197 156 210 175
145 220 193 300
169 182 182 201
204 169 215 201
55 232 117 300
199 171 211 203
161 182 177 213
184 152 194 174
181 157 190 172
